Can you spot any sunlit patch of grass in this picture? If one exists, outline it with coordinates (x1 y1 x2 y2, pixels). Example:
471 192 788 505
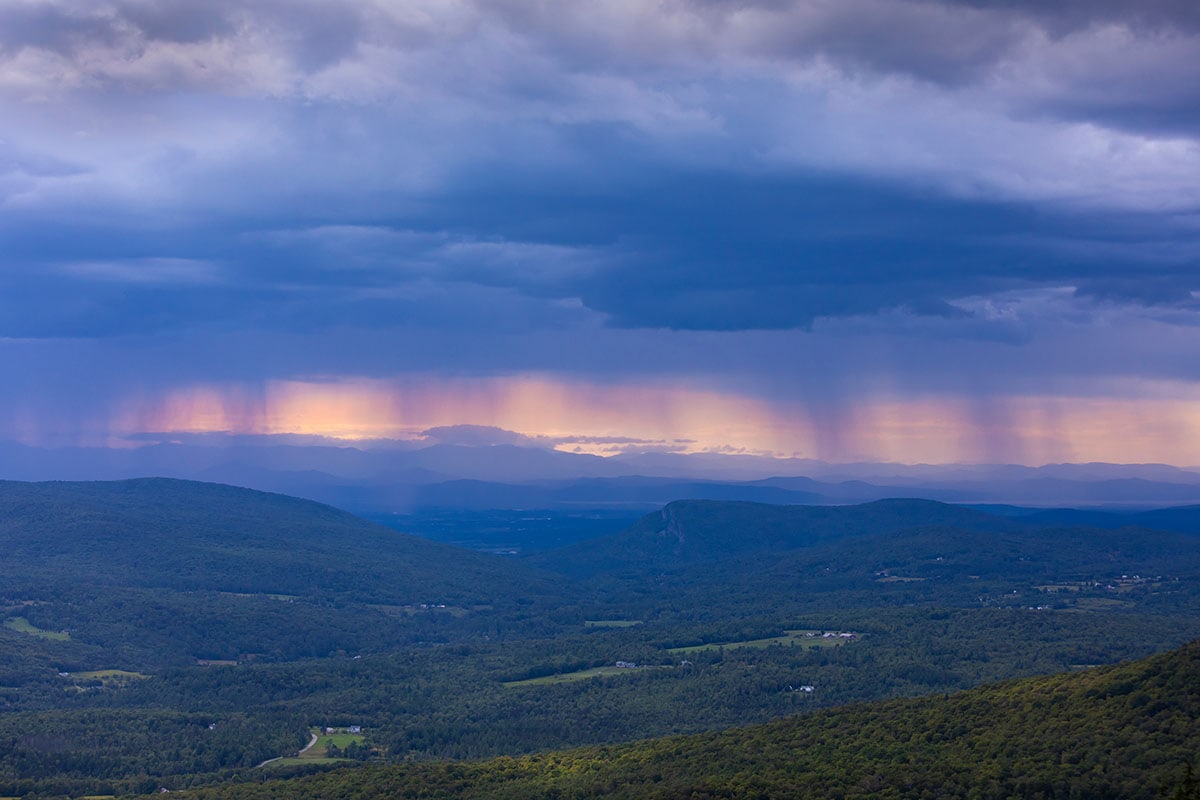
668 630 858 654
4 617 69 640
70 670 151 687
504 665 665 686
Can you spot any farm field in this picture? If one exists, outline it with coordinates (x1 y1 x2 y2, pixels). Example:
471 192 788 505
3 616 69 640
503 665 664 686
263 757 349 768
219 592 298 602
667 630 858 654
72 669 150 680
261 729 368 769
69 670 151 687
306 731 366 757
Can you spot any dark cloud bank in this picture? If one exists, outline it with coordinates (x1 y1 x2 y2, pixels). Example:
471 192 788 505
0 0 1198 459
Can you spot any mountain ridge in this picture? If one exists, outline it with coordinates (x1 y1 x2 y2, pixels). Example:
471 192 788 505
0 478 567 670
529 498 1022 578
5 439 1200 513
0 477 558 603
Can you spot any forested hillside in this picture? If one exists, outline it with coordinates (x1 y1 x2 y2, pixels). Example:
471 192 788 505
2 483 1199 797
167 638 1200 800
530 498 1019 578
530 499 1200 622
0 479 566 675
0 478 557 602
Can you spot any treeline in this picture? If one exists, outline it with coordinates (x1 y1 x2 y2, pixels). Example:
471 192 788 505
166 639 1200 800
0 708 308 797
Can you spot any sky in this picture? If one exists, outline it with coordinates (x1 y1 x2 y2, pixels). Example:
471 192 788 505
2 0 1200 465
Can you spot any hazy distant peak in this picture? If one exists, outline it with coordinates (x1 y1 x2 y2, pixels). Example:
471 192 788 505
418 425 549 449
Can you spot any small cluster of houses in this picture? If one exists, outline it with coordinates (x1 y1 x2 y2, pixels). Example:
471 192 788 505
1105 574 1163 590
614 661 638 669
804 631 857 640
325 725 363 734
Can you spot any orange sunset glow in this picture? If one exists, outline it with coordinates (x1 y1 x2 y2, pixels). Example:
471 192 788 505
108 376 1200 465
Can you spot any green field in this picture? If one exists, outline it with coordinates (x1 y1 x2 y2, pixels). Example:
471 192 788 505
219 592 298 602
4 617 69 640
667 630 857 654
301 729 367 759
263 757 353 768
1068 597 1131 611
71 670 150 685
504 665 660 686
306 732 361 756
261 729 367 769
507 632 861 684
584 620 642 628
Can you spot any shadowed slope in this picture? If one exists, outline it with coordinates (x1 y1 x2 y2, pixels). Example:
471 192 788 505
531 498 1019 578
0 478 556 604
0 479 567 669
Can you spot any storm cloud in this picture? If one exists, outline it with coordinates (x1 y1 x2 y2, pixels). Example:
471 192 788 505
1 0 1198 461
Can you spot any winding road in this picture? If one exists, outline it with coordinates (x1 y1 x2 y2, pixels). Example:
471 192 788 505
256 730 319 768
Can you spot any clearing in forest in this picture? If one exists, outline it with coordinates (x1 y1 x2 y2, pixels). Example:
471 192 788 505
70 670 150 686
504 665 664 686
262 728 367 768
3 617 69 640
667 630 858 654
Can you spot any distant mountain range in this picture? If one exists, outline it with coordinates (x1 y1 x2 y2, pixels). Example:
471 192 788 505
6 479 1197 673
3 436 1200 513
